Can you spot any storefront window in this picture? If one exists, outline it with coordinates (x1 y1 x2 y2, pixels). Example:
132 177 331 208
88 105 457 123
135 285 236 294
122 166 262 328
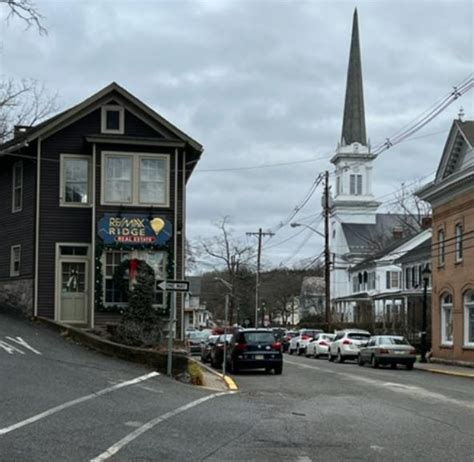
104 250 130 304
441 293 453 344
465 290 474 345
103 250 167 306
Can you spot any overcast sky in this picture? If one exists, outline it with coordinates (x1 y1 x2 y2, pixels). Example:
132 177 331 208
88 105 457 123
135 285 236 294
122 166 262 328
1 0 473 271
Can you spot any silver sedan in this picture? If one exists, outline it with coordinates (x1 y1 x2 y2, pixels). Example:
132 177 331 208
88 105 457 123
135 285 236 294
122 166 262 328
358 335 417 369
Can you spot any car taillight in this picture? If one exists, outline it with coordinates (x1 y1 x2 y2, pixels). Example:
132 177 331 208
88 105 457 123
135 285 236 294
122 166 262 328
410 348 417 355
319 341 328 346
379 348 390 354
272 342 281 351
342 339 352 345
235 343 247 351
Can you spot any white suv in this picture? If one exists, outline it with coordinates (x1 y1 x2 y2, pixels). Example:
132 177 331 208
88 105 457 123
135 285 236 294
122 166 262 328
328 329 371 363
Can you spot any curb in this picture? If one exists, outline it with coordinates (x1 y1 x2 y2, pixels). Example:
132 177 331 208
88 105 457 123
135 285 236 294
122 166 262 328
415 366 474 379
196 360 239 391
34 316 189 376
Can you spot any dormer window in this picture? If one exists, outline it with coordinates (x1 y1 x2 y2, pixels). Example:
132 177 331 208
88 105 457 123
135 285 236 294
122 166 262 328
101 105 124 134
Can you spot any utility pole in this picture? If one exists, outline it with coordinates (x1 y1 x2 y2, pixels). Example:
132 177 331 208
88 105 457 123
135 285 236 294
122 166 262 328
247 228 274 327
324 170 331 330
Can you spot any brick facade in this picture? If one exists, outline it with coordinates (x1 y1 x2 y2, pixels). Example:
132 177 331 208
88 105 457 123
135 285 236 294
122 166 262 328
431 191 474 363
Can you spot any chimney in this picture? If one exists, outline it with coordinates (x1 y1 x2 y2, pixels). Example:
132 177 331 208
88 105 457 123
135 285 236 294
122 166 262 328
392 226 404 241
14 125 32 137
421 217 433 229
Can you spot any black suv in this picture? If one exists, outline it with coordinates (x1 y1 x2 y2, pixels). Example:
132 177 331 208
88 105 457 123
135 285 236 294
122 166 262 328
227 329 283 374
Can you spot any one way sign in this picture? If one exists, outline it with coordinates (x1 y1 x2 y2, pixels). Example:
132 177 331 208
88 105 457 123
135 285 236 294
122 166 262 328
156 280 190 292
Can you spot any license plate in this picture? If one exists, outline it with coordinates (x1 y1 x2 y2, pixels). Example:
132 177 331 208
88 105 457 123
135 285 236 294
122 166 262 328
255 355 264 360
395 350 406 354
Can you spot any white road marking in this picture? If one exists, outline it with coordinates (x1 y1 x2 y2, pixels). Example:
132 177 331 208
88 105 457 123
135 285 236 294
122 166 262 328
286 360 474 410
370 445 384 452
90 391 236 462
6 336 42 355
0 341 25 355
297 456 313 462
0 371 160 436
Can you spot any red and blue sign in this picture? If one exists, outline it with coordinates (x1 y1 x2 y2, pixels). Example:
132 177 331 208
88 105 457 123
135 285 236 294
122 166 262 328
98 214 172 247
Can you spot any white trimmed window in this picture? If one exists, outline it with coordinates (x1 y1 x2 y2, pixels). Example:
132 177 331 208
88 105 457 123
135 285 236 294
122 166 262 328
438 229 445 266
60 155 91 206
12 161 23 213
101 105 124 134
349 174 363 195
10 245 21 277
441 294 453 345
455 223 463 262
464 290 474 346
102 152 169 206
385 271 400 289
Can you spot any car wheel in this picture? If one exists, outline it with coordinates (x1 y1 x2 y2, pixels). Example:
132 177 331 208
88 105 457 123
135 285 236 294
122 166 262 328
297 346 303 356
328 351 334 362
406 362 414 370
371 355 379 368
337 350 344 363
390 363 397 369
289 348 293 355
274 365 283 375
358 355 364 366
314 351 320 359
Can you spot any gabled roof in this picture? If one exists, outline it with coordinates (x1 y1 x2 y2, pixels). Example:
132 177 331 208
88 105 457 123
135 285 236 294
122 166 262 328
0 82 203 154
395 236 432 265
416 119 474 203
350 228 431 272
341 213 420 254
435 119 473 181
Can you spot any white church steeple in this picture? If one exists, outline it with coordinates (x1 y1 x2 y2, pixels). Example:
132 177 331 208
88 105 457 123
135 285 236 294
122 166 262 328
331 9 380 224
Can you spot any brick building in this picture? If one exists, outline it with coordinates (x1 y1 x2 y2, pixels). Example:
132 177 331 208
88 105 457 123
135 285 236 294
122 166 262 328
417 119 474 365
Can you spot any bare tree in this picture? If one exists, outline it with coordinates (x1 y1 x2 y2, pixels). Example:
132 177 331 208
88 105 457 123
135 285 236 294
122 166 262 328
1 0 47 34
0 78 58 142
393 183 432 232
197 216 256 324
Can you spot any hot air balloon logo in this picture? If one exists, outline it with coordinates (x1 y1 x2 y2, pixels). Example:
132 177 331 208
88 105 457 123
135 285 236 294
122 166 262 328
150 218 165 236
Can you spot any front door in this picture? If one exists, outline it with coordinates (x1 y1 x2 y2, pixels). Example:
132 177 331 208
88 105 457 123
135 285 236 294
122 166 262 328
59 260 88 323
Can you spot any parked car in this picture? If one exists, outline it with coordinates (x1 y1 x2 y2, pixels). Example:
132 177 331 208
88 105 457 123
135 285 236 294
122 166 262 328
185 331 209 355
201 335 219 363
282 331 298 352
305 333 335 358
328 329 371 363
358 335 417 369
226 329 283 374
288 329 323 355
210 334 233 368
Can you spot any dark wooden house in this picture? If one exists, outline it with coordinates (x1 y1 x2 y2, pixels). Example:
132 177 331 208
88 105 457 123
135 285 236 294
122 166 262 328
0 82 203 338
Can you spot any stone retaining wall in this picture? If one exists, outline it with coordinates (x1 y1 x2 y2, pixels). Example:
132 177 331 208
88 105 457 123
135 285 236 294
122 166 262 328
0 278 33 317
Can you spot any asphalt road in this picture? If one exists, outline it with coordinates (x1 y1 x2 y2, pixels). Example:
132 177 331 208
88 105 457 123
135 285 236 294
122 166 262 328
1 313 474 461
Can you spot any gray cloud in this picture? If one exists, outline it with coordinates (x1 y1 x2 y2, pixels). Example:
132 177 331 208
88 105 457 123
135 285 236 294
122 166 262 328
1 0 472 269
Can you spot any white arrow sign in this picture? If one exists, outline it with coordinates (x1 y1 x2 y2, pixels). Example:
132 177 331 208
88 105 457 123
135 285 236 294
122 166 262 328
156 280 190 292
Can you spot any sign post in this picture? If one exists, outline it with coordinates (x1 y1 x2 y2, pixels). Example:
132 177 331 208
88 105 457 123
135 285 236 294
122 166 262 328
161 280 189 377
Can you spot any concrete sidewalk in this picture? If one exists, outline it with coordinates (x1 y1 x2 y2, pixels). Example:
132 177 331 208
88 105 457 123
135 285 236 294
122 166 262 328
415 361 474 379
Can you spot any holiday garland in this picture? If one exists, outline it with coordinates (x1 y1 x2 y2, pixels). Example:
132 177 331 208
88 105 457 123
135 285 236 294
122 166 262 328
94 240 174 315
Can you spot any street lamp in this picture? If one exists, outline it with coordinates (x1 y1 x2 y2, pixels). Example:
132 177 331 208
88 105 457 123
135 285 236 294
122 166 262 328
291 222 325 238
420 264 431 363
291 222 331 329
214 277 233 376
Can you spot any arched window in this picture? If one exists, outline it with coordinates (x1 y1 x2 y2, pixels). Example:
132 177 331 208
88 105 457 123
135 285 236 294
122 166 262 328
464 290 474 345
441 293 453 344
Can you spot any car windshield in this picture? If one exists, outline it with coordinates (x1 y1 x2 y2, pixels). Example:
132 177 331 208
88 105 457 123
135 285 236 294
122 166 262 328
302 330 320 337
347 333 370 340
379 337 410 345
242 332 275 344
187 331 208 339
322 335 334 340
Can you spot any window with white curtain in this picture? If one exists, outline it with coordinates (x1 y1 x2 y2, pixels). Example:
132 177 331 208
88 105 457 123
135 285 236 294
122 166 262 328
441 293 453 344
464 290 474 345
102 152 168 206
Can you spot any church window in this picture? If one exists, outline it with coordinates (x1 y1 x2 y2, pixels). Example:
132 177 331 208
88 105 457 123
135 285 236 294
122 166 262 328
336 176 341 195
350 174 363 195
